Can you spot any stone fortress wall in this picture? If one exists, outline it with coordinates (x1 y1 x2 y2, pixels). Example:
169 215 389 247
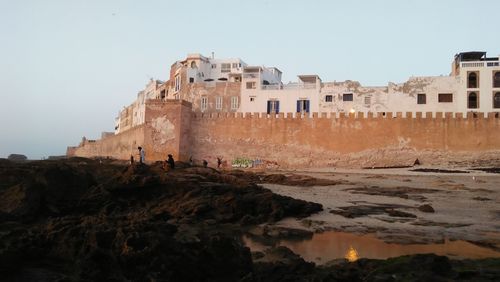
68 100 500 168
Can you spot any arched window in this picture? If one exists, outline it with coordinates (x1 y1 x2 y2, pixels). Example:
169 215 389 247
494 72 500 88
190 61 197 69
468 92 478 109
494 92 500 108
468 72 478 88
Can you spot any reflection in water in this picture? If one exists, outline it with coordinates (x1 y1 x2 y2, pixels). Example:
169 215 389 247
243 231 500 265
344 245 359 262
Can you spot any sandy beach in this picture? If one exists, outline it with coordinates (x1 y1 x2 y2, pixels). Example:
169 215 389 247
261 167 500 251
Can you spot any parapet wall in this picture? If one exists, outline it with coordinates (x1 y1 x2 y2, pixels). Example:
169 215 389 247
67 125 146 160
68 100 500 168
189 111 500 167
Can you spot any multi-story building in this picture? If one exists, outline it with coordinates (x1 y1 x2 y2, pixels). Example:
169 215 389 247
316 51 499 116
114 79 164 134
165 53 246 112
239 65 322 114
453 51 500 112
114 51 500 134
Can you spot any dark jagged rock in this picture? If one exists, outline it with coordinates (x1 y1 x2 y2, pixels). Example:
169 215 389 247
249 248 500 282
248 246 316 282
0 158 499 281
418 204 435 213
7 154 27 162
330 203 417 219
0 158 321 281
227 170 345 186
344 186 439 202
410 168 469 173
472 167 500 174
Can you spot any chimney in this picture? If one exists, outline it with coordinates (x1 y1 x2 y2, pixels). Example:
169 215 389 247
211 52 214 59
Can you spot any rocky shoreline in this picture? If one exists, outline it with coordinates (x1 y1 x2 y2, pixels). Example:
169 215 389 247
1 158 499 281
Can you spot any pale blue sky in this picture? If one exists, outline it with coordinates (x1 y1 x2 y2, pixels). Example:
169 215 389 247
1 0 499 159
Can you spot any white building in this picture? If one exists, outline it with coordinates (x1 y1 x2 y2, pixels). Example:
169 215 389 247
132 79 163 127
114 51 500 134
241 51 500 116
239 64 322 114
184 53 247 83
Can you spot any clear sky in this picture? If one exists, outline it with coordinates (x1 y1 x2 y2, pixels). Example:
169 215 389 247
1 0 499 159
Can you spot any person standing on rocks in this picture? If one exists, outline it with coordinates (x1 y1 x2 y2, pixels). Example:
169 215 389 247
203 160 208 168
138 147 145 164
217 157 222 169
167 154 175 169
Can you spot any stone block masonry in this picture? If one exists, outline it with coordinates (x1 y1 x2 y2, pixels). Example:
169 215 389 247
68 100 191 162
68 100 500 168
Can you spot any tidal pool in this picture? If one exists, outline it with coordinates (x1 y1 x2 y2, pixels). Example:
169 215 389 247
243 231 500 264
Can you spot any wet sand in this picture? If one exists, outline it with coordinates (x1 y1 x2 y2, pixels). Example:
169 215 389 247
261 166 500 252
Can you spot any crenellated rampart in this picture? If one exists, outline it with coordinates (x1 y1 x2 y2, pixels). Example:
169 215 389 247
68 100 500 168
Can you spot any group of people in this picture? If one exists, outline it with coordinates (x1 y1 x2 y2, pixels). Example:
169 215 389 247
130 146 224 170
130 147 175 169
130 146 146 164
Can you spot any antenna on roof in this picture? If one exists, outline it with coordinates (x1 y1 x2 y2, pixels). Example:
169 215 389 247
211 52 214 59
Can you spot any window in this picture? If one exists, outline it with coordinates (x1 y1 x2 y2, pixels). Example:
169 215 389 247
296 100 310 113
250 97 255 102
494 72 500 88
201 97 208 112
343 93 353 101
417 94 426 104
468 72 478 88
215 96 222 110
246 82 256 89
468 92 478 109
211 64 217 69
438 93 453 103
494 92 500 108
160 90 166 99
231 97 239 110
325 95 333 102
232 63 238 68
267 100 280 114
364 96 371 105
221 63 231 73
189 77 194 83
190 61 197 68
174 75 181 92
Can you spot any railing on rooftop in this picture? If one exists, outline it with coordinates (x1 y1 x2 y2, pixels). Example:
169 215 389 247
461 62 484 68
461 61 500 68
302 83 317 89
243 73 259 79
261 84 281 90
261 83 317 90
